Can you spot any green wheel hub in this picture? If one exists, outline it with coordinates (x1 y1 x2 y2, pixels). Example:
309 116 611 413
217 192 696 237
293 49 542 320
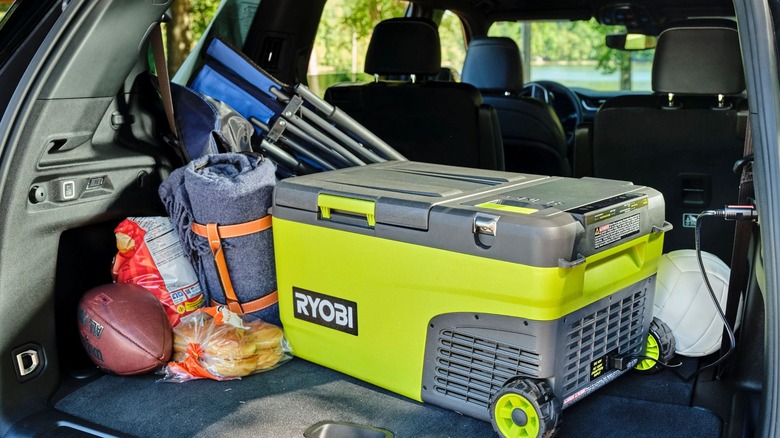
636 332 660 371
634 317 676 374
493 392 540 437
490 379 559 437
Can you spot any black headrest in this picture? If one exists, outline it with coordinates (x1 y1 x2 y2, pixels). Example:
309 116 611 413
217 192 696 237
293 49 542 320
652 21 745 95
364 18 441 76
461 37 523 93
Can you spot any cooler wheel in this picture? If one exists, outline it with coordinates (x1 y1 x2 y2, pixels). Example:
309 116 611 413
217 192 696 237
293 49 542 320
634 317 676 373
490 378 560 438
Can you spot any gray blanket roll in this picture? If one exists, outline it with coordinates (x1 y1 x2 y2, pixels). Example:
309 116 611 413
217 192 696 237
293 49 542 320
159 152 280 326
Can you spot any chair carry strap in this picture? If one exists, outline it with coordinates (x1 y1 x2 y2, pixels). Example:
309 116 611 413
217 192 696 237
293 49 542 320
191 215 277 314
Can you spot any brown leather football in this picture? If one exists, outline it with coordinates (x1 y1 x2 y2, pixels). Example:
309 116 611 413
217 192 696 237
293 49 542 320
78 283 173 375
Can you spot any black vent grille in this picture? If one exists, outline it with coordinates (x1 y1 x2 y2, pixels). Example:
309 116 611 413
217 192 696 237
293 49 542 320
432 330 541 409
561 289 647 395
259 37 284 70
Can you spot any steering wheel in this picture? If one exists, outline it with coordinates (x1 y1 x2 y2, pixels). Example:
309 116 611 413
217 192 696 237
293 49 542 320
522 80 583 147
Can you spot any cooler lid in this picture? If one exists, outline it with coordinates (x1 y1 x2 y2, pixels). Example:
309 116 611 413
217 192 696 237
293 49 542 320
272 161 546 230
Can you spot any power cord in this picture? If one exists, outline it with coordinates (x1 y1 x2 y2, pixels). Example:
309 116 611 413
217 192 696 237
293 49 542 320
616 206 757 382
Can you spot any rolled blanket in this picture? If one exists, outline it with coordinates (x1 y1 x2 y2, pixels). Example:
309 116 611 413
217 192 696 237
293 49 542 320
159 152 280 326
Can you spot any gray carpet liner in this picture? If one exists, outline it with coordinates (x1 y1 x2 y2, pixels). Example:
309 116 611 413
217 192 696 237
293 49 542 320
56 358 720 437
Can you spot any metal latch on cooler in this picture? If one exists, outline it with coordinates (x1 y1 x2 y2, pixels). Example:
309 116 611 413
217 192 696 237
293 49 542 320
473 213 500 248
473 213 499 236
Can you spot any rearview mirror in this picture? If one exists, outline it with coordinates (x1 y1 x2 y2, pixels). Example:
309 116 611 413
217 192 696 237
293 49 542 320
605 33 657 50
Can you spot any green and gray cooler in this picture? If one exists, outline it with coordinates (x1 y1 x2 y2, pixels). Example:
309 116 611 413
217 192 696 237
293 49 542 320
271 161 670 437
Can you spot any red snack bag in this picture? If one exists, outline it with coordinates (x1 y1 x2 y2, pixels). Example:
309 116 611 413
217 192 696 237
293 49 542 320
112 217 204 327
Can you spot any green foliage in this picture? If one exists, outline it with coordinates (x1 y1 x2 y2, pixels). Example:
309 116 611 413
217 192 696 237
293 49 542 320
190 0 221 42
343 0 405 39
438 11 466 73
486 18 652 90
489 21 522 40
315 2 353 71
162 0 654 91
312 0 407 74
488 18 625 65
591 19 628 74
532 21 594 61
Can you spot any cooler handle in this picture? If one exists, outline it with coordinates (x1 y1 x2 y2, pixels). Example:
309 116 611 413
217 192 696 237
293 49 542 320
558 254 586 269
318 194 376 227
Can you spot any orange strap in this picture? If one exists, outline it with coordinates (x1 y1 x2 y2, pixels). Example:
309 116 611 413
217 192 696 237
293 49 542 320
191 215 272 240
191 215 277 314
209 292 279 314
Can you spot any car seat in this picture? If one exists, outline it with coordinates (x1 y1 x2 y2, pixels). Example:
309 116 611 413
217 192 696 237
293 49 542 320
324 17 504 170
591 20 746 264
461 36 570 176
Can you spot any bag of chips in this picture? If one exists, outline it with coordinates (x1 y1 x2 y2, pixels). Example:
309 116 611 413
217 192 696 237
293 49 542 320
112 217 205 327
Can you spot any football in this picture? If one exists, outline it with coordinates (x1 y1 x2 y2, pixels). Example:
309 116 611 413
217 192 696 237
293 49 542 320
78 283 173 375
654 250 742 357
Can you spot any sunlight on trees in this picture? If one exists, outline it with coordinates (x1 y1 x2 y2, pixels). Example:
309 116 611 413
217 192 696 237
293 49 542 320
167 0 221 74
308 0 407 94
490 18 651 90
438 11 466 78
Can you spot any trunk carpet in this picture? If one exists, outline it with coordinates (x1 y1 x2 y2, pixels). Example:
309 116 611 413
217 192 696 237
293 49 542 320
55 357 720 437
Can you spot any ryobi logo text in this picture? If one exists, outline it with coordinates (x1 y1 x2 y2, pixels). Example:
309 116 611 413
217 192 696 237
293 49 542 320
293 287 358 335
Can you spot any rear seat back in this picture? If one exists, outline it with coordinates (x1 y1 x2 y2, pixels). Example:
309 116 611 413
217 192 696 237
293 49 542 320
324 17 504 170
591 20 746 263
462 36 570 176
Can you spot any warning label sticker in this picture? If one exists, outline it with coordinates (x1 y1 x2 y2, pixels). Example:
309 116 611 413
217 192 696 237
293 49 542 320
594 213 641 249
590 356 607 379
587 197 648 225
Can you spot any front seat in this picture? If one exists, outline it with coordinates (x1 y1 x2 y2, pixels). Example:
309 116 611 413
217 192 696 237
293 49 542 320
324 17 504 170
461 36 570 176
591 20 746 263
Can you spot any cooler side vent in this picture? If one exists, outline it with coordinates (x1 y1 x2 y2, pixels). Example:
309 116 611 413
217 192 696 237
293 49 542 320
432 330 541 409
561 289 647 395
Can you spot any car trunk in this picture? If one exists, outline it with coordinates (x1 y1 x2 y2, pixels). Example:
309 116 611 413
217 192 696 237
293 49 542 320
42 206 723 438
50 345 720 437
0 0 761 437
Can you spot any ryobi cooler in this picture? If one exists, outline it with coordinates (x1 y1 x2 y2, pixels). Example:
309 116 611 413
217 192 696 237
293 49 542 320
271 161 670 434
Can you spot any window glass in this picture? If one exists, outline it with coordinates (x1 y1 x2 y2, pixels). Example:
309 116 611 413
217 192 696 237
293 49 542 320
0 0 60 69
437 10 466 81
307 0 408 96
166 0 245 78
488 18 653 91
171 0 262 82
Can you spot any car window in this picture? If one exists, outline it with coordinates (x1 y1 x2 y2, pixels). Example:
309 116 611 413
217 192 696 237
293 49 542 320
437 10 466 81
167 0 260 80
0 0 60 70
307 0 409 96
488 19 654 91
